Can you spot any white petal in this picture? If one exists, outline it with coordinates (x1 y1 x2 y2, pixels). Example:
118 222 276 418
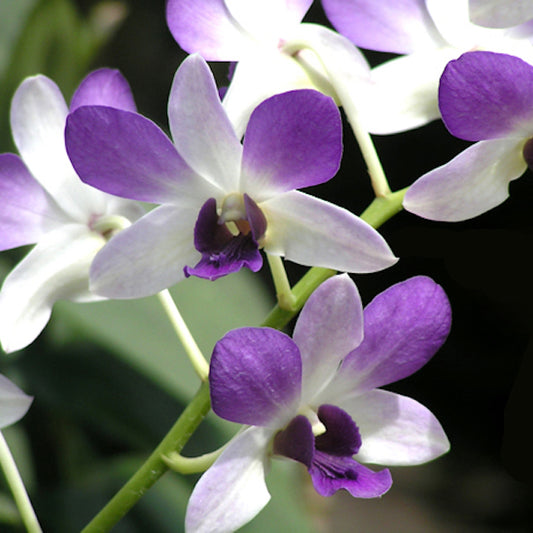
261 191 397 273
185 426 273 533
0 375 33 428
470 0 533 28
404 138 526 222
360 47 457 134
0 225 105 353
10 75 108 221
336 389 450 466
89 205 201 299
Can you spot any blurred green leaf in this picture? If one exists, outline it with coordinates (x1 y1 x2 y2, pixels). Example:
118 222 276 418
51 272 274 404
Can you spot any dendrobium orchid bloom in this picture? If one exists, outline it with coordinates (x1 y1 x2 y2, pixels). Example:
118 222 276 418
186 274 451 532
65 54 397 299
404 51 533 221
0 374 33 429
165 0 372 137
0 71 144 353
322 0 533 133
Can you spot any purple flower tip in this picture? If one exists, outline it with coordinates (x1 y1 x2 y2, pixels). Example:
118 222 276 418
184 197 265 280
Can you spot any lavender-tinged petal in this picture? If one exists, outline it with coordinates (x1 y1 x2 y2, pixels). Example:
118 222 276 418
440 51 533 141
359 47 457 134
10 75 104 221
168 55 242 192
404 138 526 222
0 375 33 428
273 415 314 467
89 205 200 299
469 0 533 28
293 275 364 404
0 154 66 250
316 405 362 456
322 0 445 54
66 106 216 204
185 426 272 533
210 327 302 427
261 191 398 273
336 390 450 466
70 68 137 112
240 89 341 201
0 225 105 353
330 276 451 394
166 0 253 60
309 453 392 498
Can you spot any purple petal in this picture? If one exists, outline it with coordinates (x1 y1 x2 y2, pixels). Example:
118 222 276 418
70 68 137 113
334 276 451 394
469 0 533 28
0 375 33 429
168 54 242 192
65 106 211 204
261 191 398 273
186 426 272 533
273 415 314 468
210 327 302 427
338 390 450 466
439 51 533 141
244 193 267 241
316 405 362 456
166 0 252 60
293 275 364 403
183 198 263 280
0 154 64 250
404 138 526 221
240 90 341 200
322 0 445 54
309 453 392 498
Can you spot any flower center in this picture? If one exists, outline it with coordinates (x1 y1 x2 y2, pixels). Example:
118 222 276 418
89 214 131 241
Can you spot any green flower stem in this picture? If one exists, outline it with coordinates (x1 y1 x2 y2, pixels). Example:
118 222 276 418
163 443 226 474
0 431 42 533
81 187 407 532
266 254 297 310
81 381 211 533
156 289 209 381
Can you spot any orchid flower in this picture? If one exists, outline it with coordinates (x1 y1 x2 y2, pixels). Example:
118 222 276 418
186 274 451 532
165 0 372 138
0 374 33 429
321 0 533 133
404 51 533 221
0 70 144 353
65 54 397 299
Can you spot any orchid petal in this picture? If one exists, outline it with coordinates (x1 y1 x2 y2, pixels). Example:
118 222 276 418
210 327 302 427
0 153 66 250
168 55 242 192
439 51 533 141
293 275 364 403
403 138 526 221
325 276 451 396
469 0 533 28
0 375 33 428
89 205 200 299
185 426 272 533
241 89 341 200
261 191 398 273
10 75 104 220
166 0 253 60
0 225 105 353
338 390 450 466
359 47 457 134
321 0 445 54
70 68 137 112
273 415 314 467
66 106 215 204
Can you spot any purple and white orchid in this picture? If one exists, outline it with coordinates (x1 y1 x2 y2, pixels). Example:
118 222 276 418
165 0 372 137
322 0 533 133
0 70 144 353
65 54 397 299
404 51 533 221
186 274 451 532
